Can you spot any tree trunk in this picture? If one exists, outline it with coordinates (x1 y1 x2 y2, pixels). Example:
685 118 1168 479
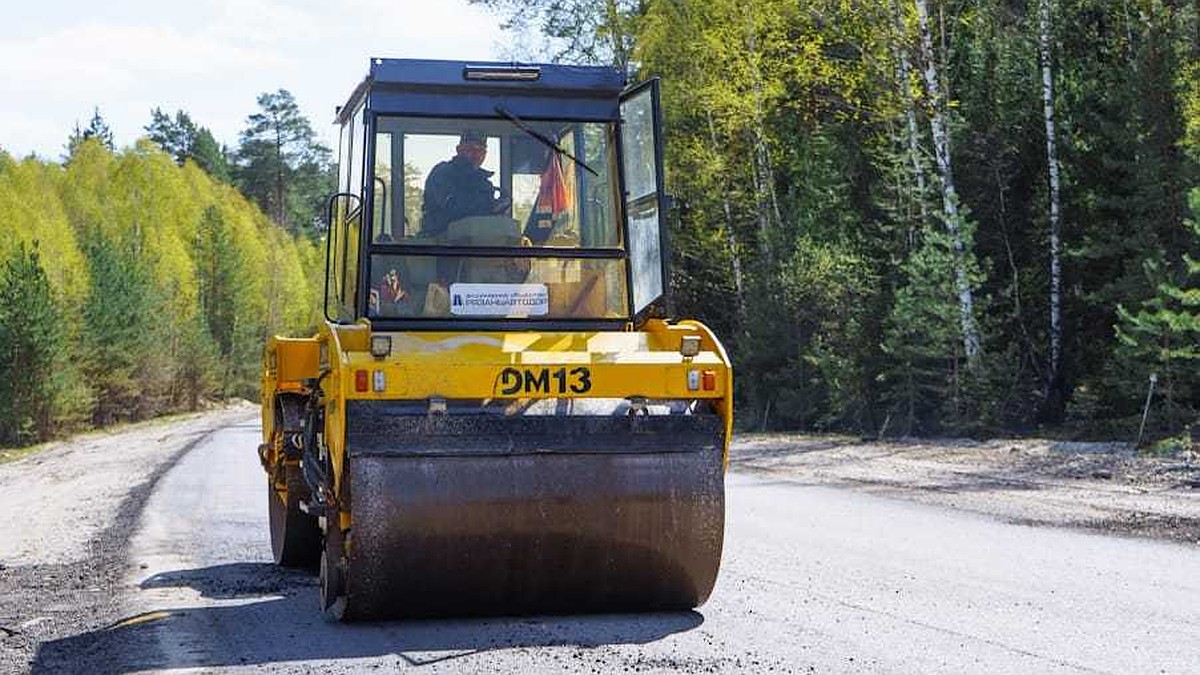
275 123 287 231
1122 0 1137 67
913 0 981 362
891 0 931 232
748 128 774 259
1039 0 1064 408
707 110 747 328
743 8 782 260
1194 0 1200 57
603 0 630 75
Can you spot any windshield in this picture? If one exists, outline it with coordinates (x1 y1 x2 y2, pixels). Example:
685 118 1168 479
372 116 620 248
367 116 627 321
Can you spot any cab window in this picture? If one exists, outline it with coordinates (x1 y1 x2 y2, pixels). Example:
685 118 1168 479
365 116 627 321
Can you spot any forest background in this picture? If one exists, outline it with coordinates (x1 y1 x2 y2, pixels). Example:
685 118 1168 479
1 0 1198 448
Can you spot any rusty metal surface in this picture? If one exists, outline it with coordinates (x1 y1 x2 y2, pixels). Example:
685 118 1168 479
340 403 725 619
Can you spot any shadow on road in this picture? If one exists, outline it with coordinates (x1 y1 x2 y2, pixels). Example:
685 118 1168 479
32 562 704 673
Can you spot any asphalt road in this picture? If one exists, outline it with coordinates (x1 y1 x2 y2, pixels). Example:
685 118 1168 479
32 421 1200 674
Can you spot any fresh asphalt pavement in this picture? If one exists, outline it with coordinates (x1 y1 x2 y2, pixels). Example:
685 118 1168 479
32 421 1200 674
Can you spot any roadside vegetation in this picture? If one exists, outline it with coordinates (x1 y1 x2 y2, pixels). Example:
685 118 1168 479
3 1 1198 448
0 93 327 447
476 0 1200 441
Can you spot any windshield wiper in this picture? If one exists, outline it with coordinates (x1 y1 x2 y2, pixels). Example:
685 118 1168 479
494 105 599 177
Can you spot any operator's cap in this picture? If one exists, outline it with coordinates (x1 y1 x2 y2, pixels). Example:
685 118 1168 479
459 129 487 147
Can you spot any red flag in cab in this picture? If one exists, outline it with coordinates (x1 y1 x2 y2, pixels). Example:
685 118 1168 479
528 153 574 244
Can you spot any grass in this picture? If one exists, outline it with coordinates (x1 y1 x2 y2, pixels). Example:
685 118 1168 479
1142 429 1196 458
0 443 49 465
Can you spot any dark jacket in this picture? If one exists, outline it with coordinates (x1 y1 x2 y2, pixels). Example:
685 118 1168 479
421 155 498 236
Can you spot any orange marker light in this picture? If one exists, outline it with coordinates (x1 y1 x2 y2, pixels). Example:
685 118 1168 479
702 370 717 391
355 369 369 392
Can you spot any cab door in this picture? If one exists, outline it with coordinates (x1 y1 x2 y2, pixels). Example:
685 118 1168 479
619 78 670 323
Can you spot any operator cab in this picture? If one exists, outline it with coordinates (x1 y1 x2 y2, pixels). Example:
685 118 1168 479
326 58 669 330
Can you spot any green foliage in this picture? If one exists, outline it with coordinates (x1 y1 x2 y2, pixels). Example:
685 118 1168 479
145 108 232 181
742 235 876 431
472 0 1200 437
881 225 964 435
234 89 334 234
1144 429 1194 457
195 205 240 359
80 233 161 425
1183 62 1200 161
66 107 115 158
468 0 646 72
0 135 320 446
1114 189 1200 431
0 243 68 445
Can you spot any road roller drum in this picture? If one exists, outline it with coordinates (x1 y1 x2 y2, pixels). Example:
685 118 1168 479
259 58 734 621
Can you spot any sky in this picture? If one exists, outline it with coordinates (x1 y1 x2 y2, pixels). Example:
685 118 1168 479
0 0 511 159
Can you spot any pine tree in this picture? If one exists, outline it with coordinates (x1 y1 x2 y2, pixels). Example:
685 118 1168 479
1116 190 1200 433
66 107 115 158
192 128 232 182
80 234 160 425
881 225 968 435
0 243 66 445
194 205 242 388
235 90 333 233
145 108 191 162
145 108 232 181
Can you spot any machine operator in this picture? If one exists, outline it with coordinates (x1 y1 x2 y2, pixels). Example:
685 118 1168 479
421 130 511 236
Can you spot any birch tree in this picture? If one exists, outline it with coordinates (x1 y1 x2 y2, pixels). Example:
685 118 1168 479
1039 0 1064 402
891 0 931 232
706 110 747 327
913 0 981 362
235 90 332 234
467 0 645 74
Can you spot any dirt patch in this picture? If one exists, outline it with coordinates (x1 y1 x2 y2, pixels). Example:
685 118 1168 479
731 434 1200 545
0 404 257 675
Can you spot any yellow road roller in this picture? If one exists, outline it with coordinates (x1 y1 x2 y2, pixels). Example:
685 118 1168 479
259 58 732 620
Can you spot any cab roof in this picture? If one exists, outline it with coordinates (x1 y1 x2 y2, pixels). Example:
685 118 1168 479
337 58 628 125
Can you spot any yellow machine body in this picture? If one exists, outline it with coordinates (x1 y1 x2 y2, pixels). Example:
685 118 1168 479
261 319 731 618
259 58 732 620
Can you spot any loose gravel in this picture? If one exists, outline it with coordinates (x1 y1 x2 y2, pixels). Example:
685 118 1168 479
0 404 259 674
731 434 1200 544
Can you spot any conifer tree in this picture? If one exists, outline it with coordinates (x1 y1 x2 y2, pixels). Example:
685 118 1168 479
193 205 244 392
0 243 66 445
1116 191 1200 431
80 234 160 424
881 226 966 435
66 107 115 158
146 108 232 181
235 90 333 233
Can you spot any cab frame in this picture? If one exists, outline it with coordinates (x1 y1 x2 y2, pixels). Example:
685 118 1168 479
324 58 672 332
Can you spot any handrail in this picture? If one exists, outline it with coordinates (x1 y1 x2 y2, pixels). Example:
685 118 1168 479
323 192 362 324
373 176 388 239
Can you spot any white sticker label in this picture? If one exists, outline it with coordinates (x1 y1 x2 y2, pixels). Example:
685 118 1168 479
449 283 549 317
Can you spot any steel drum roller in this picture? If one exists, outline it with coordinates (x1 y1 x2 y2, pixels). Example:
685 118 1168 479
336 403 725 619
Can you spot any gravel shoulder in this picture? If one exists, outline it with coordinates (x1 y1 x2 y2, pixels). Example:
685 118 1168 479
5 414 1197 673
0 403 259 674
731 434 1200 544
